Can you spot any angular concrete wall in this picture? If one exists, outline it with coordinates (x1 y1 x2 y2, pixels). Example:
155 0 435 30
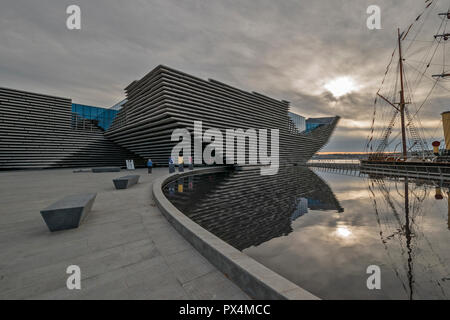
0 87 144 169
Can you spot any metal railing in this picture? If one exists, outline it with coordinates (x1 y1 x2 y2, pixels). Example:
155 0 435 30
307 160 450 182
306 162 361 176
71 113 101 132
360 162 450 181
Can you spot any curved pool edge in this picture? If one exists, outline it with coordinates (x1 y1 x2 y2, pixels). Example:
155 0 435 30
152 167 320 300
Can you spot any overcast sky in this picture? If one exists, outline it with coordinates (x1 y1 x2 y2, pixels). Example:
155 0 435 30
1 0 448 151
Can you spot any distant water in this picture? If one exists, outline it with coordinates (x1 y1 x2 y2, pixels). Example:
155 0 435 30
163 166 450 299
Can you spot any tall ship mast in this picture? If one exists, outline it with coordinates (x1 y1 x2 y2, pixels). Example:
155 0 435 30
364 0 450 171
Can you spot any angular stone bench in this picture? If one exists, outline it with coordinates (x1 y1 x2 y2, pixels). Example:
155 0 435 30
92 167 121 173
113 175 140 190
40 193 97 232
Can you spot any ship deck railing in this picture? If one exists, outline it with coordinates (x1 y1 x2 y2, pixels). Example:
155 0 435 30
307 159 450 182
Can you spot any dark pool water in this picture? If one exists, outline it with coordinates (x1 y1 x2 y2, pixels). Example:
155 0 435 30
163 166 450 299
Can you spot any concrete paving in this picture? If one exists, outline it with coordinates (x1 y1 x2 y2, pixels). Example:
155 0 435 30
0 168 248 300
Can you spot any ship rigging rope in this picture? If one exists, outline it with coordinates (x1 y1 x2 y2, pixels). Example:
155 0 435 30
404 60 442 116
406 15 446 92
366 0 447 154
406 58 447 66
404 0 439 52
368 41 399 152
403 64 430 152
405 60 450 92
371 65 400 154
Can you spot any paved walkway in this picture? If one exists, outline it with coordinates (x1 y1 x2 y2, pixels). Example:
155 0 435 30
0 168 248 299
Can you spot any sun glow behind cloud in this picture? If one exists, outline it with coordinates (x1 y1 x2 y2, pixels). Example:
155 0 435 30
324 76 359 98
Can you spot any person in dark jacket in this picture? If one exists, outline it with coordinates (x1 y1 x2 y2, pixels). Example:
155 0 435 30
147 159 153 174
169 157 175 173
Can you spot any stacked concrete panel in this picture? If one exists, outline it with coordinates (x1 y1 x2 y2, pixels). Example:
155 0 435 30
0 87 144 169
106 65 339 166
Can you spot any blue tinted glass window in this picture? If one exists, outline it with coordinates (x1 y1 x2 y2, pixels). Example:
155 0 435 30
71 103 118 130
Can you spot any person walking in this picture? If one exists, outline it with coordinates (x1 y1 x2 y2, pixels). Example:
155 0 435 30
147 158 153 174
169 157 175 173
178 156 184 172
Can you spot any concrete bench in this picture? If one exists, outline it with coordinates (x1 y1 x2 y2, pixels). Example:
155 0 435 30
92 167 121 173
113 175 140 189
40 193 97 232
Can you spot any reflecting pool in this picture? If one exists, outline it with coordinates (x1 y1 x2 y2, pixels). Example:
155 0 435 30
162 166 450 299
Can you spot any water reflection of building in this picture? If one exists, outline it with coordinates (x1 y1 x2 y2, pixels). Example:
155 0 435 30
291 197 308 221
290 196 344 221
164 166 343 251
307 198 344 211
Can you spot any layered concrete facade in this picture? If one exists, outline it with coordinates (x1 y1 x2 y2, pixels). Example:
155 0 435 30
0 66 338 169
0 87 144 169
105 65 339 166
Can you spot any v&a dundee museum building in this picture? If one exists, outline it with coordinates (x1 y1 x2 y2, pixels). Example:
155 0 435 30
0 65 338 169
